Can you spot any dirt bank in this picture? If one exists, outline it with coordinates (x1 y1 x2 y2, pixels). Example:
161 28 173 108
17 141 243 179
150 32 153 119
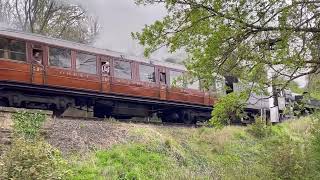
45 118 130 154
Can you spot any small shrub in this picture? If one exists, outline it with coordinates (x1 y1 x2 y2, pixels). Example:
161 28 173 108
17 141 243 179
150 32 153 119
269 137 308 179
209 92 247 128
164 139 172 149
246 117 271 138
0 137 70 180
12 111 46 139
79 123 86 129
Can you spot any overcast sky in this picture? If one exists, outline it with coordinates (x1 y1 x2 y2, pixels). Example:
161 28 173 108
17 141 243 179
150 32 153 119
73 0 172 60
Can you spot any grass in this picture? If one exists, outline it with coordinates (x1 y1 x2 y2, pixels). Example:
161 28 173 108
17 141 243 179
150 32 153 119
67 116 320 179
311 92 320 100
70 144 181 180
2 111 320 179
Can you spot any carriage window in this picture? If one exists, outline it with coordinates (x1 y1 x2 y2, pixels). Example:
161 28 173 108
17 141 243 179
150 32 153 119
188 80 200 90
170 70 184 87
160 72 166 84
114 60 132 79
139 64 155 82
101 61 110 76
49 47 71 68
0 37 26 61
32 48 43 64
76 52 97 74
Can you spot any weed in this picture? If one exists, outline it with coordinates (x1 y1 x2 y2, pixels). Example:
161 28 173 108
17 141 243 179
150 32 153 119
12 111 46 139
246 117 272 138
79 123 85 129
0 137 70 180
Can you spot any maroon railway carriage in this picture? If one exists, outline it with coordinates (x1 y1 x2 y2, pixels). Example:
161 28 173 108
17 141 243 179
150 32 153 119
0 29 216 124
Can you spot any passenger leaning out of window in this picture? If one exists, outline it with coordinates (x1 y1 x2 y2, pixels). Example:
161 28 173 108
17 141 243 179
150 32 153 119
32 49 43 65
101 61 110 76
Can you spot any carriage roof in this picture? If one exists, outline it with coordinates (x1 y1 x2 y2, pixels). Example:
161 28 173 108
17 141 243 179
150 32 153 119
0 28 186 71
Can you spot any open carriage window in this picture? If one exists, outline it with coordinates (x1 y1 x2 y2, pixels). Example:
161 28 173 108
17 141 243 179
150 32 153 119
49 47 71 68
76 52 97 74
33 49 42 61
0 37 26 61
160 72 166 84
114 60 132 79
139 64 155 83
32 45 43 64
101 60 110 76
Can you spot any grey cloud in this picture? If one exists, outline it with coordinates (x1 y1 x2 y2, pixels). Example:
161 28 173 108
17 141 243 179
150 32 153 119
71 0 171 59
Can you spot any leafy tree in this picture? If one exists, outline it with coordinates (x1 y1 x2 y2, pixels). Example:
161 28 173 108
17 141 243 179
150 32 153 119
210 92 247 127
307 74 320 100
288 81 304 94
133 0 320 92
0 0 99 43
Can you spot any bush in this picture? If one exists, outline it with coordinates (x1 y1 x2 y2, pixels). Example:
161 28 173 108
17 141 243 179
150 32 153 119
12 111 46 139
0 137 70 180
0 111 71 179
246 117 271 138
209 92 247 128
269 137 309 179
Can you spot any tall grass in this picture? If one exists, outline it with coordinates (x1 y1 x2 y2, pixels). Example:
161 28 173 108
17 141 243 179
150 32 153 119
1 111 320 179
70 116 320 179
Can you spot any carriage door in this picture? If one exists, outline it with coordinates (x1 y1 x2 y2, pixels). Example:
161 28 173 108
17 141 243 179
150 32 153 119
30 43 45 85
100 56 111 93
158 67 167 100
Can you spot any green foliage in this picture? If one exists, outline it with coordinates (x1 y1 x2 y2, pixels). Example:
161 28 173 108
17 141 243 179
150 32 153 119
134 0 320 96
70 144 177 180
246 117 271 138
0 137 70 180
311 113 320 172
308 74 320 100
69 117 320 179
5 111 320 179
0 111 71 180
209 92 247 128
311 92 320 101
288 81 304 94
12 111 46 139
268 137 310 179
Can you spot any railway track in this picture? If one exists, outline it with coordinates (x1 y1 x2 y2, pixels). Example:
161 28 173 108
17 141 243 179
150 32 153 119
0 106 203 128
